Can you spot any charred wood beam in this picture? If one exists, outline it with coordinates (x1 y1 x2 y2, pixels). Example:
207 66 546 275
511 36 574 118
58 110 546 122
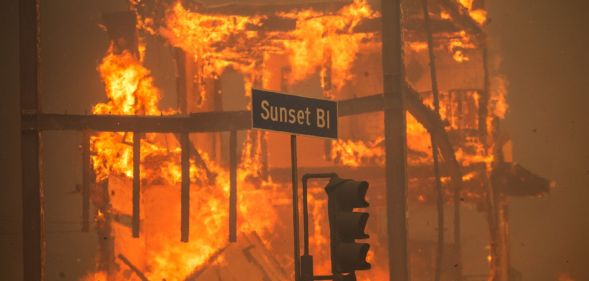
405 88 463 189
338 94 385 116
438 0 485 42
26 94 459 180
82 131 91 232
26 93 462 182
132 132 141 238
25 92 461 179
180 132 190 242
111 212 133 229
175 48 188 114
118 254 149 281
480 47 490 135
491 163 551 197
229 130 237 243
173 134 216 184
94 179 114 274
269 165 441 184
421 0 449 279
173 47 215 184
23 111 252 132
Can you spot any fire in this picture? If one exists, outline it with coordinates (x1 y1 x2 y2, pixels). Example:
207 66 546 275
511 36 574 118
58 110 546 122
89 46 280 280
330 137 384 167
448 31 476 63
91 48 169 182
137 0 378 98
280 0 378 93
83 0 504 279
458 0 488 25
490 75 509 119
159 2 264 78
329 113 434 168
80 271 107 281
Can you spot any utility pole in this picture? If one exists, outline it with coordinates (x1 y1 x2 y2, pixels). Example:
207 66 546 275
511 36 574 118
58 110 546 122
20 0 44 280
381 0 410 280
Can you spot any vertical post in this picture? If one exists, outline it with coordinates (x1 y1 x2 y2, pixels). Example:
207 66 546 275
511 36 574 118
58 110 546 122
96 179 114 275
176 49 189 244
175 48 188 115
132 132 141 238
291 135 301 281
381 0 410 280
453 182 463 281
480 47 490 136
212 77 223 161
260 131 269 179
492 118 509 281
20 0 44 280
421 1 445 280
82 131 90 232
180 132 190 242
229 130 237 242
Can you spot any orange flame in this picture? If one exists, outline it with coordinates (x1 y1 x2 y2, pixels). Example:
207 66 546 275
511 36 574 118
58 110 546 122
458 0 488 25
89 46 281 280
139 0 377 98
330 137 384 167
280 0 378 92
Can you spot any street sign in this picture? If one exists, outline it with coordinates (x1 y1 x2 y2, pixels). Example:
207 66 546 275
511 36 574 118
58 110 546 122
252 89 338 139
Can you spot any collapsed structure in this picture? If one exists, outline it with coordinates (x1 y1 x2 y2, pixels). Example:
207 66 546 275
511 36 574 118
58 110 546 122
20 0 552 281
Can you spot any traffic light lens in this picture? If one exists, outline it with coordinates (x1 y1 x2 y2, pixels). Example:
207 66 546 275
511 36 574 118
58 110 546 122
326 179 369 209
335 212 369 240
335 243 371 272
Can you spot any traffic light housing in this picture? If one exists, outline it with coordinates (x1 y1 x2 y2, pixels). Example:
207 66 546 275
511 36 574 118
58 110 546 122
325 177 371 280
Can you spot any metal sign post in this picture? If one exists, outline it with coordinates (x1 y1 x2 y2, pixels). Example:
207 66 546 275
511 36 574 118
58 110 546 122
291 134 301 281
251 89 338 281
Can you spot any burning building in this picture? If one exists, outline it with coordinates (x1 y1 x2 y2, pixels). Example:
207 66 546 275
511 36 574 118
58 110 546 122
18 0 553 281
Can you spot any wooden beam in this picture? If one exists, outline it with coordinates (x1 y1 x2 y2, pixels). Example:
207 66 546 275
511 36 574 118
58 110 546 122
23 111 251 132
118 254 149 281
180 132 190 242
82 132 90 232
438 0 485 42
132 132 141 238
25 91 462 184
229 130 237 243
338 94 384 117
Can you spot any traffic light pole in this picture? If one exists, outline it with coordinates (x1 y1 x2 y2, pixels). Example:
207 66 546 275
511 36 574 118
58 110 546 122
302 173 339 255
301 173 338 281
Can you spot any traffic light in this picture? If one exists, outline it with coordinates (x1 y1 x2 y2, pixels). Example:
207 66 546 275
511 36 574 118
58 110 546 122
325 177 370 280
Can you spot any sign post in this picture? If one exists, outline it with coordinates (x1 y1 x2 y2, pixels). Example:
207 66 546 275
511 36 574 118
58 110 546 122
252 89 338 281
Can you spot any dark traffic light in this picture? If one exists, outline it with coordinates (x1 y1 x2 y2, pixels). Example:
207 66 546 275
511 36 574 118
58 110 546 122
325 177 371 280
